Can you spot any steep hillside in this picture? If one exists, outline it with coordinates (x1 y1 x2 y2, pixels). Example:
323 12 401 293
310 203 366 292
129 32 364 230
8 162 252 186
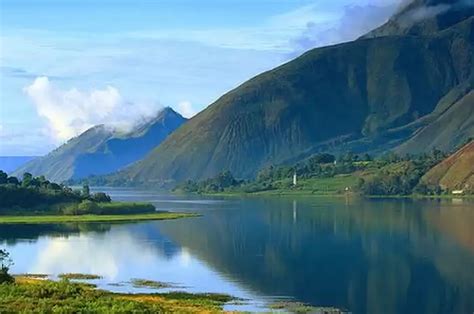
422 140 474 191
119 9 473 183
14 108 186 182
396 88 474 154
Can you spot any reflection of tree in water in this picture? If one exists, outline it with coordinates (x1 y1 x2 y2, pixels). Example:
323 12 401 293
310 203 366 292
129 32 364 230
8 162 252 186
158 198 474 314
0 223 111 244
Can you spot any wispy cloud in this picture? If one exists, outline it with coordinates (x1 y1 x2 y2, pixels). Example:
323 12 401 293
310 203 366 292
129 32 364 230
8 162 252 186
288 1 401 54
175 101 197 118
398 0 474 26
23 77 160 142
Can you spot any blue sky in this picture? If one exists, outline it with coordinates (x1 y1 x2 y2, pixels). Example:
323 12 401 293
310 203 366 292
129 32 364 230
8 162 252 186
0 0 402 155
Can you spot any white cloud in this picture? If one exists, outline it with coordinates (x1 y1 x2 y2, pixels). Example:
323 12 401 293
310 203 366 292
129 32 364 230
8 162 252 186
175 101 197 119
23 77 159 142
289 2 401 54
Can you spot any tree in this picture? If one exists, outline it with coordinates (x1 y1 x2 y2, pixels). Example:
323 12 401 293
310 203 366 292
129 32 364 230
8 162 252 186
21 172 33 187
6 176 20 185
77 200 100 215
0 171 7 184
0 249 14 284
339 152 356 163
431 148 445 162
91 192 111 203
309 153 336 166
82 184 90 198
47 182 62 191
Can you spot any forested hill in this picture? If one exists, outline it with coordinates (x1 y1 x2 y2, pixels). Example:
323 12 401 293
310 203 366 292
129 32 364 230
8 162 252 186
116 0 473 183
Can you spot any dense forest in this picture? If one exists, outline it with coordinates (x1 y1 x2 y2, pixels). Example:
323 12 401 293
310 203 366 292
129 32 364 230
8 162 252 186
0 171 111 214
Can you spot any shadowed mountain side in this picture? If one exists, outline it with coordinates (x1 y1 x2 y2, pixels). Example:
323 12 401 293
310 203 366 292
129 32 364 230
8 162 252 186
14 107 186 182
14 125 114 182
120 15 473 182
396 90 474 154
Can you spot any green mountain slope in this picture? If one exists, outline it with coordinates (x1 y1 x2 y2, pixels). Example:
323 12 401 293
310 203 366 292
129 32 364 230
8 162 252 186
396 88 474 154
14 107 186 182
119 7 473 183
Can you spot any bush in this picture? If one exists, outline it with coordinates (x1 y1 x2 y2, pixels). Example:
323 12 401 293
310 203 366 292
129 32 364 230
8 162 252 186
62 200 100 215
0 249 14 284
90 192 111 203
77 200 100 215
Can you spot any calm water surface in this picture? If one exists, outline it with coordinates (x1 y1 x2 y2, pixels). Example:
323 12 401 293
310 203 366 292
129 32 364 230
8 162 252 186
2 188 474 313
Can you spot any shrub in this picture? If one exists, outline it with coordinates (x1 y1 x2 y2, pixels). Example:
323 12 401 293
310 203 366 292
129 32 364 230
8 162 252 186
77 200 100 215
90 192 111 203
62 200 100 215
0 249 14 284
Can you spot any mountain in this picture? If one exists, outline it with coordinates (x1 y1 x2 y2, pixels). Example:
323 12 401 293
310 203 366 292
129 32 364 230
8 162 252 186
364 0 474 38
422 140 474 192
14 107 186 182
116 1 473 183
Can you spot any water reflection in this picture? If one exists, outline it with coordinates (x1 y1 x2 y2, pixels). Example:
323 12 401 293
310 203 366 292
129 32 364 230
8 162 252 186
156 197 474 314
1 195 474 314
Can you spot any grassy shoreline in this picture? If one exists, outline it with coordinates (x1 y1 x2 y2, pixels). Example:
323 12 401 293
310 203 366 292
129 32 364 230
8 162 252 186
0 276 232 313
0 212 199 224
191 189 474 200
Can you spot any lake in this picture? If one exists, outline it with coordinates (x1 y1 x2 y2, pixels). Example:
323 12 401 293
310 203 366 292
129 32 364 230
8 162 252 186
2 188 474 313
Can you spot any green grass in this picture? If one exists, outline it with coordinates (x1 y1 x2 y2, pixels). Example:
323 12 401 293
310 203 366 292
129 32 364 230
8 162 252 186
130 278 172 289
269 301 345 313
270 175 359 195
58 273 103 280
203 175 360 197
0 276 233 313
14 274 49 279
0 212 199 224
96 202 155 214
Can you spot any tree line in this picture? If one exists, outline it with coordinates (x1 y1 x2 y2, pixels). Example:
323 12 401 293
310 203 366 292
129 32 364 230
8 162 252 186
0 171 111 213
176 150 450 196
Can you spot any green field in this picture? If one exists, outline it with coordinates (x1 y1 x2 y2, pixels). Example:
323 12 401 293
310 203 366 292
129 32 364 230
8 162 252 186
270 175 359 195
0 212 198 224
211 175 360 197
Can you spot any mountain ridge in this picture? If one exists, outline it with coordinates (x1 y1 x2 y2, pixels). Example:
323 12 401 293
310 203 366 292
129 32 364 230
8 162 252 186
116 11 473 183
14 107 186 182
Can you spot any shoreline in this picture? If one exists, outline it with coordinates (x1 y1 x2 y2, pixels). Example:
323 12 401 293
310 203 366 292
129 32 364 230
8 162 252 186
0 276 233 313
0 212 199 224
181 190 474 200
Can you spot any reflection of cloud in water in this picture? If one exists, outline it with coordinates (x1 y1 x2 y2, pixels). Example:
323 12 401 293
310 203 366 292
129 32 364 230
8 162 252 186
179 247 192 267
30 231 165 280
15 226 264 304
